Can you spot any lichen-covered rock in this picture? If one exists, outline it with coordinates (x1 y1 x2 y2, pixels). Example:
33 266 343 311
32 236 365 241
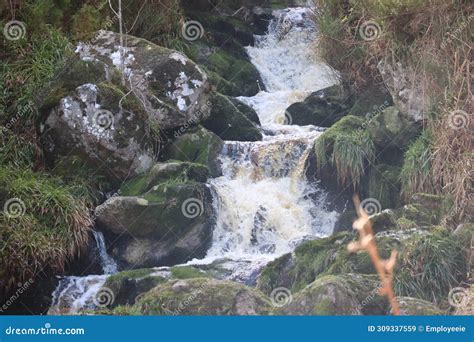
256 253 294 296
378 60 428 122
75 30 211 130
203 92 262 141
163 126 224 177
40 80 155 181
39 30 212 182
278 275 361 315
398 297 443 315
285 85 352 127
367 106 420 148
135 278 271 315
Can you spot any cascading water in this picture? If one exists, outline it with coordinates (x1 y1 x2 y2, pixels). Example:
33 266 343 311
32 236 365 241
48 231 117 315
93 230 118 274
48 5 341 313
187 7 339 282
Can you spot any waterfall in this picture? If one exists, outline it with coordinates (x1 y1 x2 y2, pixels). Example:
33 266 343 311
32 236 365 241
48 231 117 315
93 230 118 274
48 5 341 312
187 7 339 281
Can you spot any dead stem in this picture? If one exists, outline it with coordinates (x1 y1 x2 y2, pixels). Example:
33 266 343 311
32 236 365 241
348 195 400 315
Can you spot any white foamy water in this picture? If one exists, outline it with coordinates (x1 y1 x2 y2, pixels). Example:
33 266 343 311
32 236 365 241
188 7 339 276
93 230 118 274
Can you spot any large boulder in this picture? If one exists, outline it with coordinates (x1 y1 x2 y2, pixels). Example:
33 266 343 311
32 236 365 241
95 163 215 267
39 31 211 182
202 93 262 141
278 275 361 315
75 31 211 130
285 85 352 127
163 126 224 177
134 278 271 315
398 297 443 315
367 106 420 148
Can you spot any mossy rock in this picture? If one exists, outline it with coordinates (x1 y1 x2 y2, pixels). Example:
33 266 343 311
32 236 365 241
367 164 401 209
103 269 167 307
163 126 224 177
256 253 294 296
120 161 210 196
285 85 352 127
367 106 420 149
369 210 398 233
135 278 272 315
278 275 361 315
396 193 452 227
228 97 261 125
398 297 443 315
257 232 401 294
202 92 262 141
204 49 262 97
170 266 212 279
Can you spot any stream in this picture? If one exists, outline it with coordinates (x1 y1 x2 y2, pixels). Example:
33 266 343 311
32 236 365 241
48 6 340 315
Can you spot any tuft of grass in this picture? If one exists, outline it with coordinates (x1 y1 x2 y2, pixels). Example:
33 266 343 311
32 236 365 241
394 228 469 304
315 116 374 188
0 166 93 290
399 130 435 200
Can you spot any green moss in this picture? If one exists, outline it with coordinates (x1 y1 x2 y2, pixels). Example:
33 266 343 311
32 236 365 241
170 266 211 279
367 164 401 209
